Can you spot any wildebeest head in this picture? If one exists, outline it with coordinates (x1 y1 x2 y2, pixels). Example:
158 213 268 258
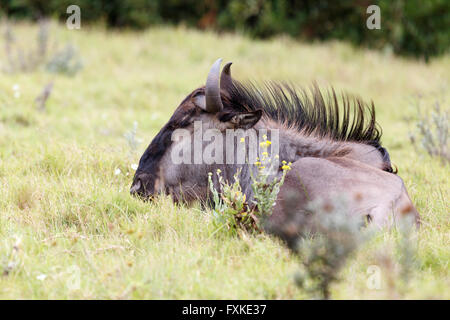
130 59 262 201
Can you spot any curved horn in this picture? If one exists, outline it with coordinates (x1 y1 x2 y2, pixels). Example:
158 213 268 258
220 62 233 90
205 58 223 113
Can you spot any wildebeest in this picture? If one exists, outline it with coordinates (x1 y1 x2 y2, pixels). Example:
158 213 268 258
131 59 419 238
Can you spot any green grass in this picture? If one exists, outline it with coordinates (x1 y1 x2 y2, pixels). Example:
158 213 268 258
0 22 448 299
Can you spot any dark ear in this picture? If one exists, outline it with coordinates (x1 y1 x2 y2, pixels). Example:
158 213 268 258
230 109 262 129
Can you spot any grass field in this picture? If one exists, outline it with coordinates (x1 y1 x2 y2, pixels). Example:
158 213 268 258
0 22 448 299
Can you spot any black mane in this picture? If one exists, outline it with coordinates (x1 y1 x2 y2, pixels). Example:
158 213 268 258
224 81 395 173
225 81 382 147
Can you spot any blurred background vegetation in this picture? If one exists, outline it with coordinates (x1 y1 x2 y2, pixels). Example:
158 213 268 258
1 0 449 61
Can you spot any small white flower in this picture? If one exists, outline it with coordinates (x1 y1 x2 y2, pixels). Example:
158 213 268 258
37 274 47 281
12 84 21 98
131 164 138 170
114 168 121 175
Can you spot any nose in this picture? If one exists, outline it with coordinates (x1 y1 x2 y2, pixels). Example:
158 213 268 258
130 179 142 196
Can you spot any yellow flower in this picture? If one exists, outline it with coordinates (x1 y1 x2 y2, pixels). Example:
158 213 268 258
282 160 287 165
240 137 245 143
263 134 267 140
216 169 221 174
281 165 291 171
259 140 272 148
254 161 261 166
262 151 269 157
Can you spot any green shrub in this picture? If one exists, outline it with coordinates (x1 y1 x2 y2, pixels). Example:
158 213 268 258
208 140 291 237
409 95 449 164
2 19 82 75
